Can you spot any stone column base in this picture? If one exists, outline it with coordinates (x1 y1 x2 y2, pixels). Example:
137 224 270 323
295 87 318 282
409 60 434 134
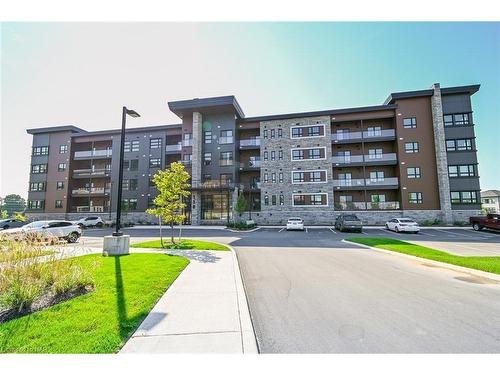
103 235 130 256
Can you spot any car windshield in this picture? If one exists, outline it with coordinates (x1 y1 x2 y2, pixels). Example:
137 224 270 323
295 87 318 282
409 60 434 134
288 218 302 222
23 221 46 229
399 219 415 223
343 216 359 221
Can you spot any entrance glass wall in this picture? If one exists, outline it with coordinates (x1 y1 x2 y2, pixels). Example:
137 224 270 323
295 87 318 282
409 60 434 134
201 192 232 220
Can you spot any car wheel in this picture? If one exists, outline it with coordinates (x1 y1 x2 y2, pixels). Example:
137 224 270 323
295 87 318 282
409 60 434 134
66 232 79 243
96 222 104 228
395 226 400 233
472 223 482 231
2 225 8 230
385 224 389 230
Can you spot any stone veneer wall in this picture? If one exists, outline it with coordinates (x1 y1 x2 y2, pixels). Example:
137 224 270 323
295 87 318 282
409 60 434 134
190 111 203 225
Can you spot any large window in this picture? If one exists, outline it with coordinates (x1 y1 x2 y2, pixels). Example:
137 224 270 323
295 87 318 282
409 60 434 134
220 151 233 166
121 198 138 211
291 124 325 138
407 167 421 179
123 159 139 171
448 164 476 178
219 130 233 144
149 158 161 168
292 170 327 184
201 193 232 220
446 138 473 152
150 138 162 149
292 193 328 206
30 182 46 191
32 146 49 156
368 148 383 159
404 142 419 153
28 200 45 210
123 179 138 191
444 113 470 127
59 145 68 154
451 191 478 204
408 192 423 204
291 147 325 160
403 117 417 129
31 164 48 174
124 140 140 152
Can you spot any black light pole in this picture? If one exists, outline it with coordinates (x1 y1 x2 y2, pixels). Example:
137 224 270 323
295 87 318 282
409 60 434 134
113 106 140 236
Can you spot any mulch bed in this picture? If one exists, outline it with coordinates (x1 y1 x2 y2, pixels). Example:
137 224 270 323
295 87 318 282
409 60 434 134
0 286 94 324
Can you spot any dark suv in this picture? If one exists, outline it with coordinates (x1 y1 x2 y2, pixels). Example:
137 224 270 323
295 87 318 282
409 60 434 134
0 218 26 230
334 214 363 233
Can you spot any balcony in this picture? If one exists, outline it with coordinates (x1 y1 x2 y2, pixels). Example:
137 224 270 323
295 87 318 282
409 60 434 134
71 187 110 196
334 201 400 211
73 168 111 178
165 143 182 153
73 206 107 213
239 138 261 148
74 149 112 160
332 129 396 144
333 177 399 190
190 180 236 190
331 153 397 166
239 159 261 170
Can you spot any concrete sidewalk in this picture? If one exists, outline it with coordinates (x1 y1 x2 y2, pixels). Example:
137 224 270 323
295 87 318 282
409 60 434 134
120 248 258 354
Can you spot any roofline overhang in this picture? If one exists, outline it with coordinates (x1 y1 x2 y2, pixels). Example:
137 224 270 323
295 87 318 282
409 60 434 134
384 84 480 105
26 125 86 135
168 95 245 119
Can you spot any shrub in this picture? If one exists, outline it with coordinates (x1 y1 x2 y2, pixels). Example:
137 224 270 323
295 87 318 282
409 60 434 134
227 221 256 230
453 220 469 227
0 239 95 313
420 218 442 226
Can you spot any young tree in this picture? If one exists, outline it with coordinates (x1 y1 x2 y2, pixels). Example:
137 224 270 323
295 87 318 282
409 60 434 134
235 190 247 223
146 162 190 246
1 194 26 216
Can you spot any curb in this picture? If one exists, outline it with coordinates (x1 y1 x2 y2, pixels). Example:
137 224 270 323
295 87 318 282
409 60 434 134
228 245 259 354
342 239 500 282
225 227 261 233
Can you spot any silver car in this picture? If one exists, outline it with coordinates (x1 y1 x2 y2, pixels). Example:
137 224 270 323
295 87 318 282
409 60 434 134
0 220 82 243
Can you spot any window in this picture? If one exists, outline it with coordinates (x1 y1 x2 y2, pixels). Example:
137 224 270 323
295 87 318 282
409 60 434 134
263 151 268 161
123 179 138 191
123 159 139 171
31 164 48 174
124 140 139 152
278 128 283 138
449 165 476 177
368 148 383 159
292 172 304 183
149 158 161 168
263 129 268 139
203 174 212 182
371 194 386 203
408 192 423 204
444 113 470 126
278 150 283 160
30 182 46 191
292 193 327 206
122 198 138 211
403 117 417 129
263 173 269 183
451 191 478 204
291 125 324 138
59 145 68 154
293 170 326 183
28 200 45 210
150 138 162 149
310 171 323 182
220 174 233 185
58 163 67 172
447 138 473 152
271 129 275 139
271 195 277 205
291 127 303 138
32 146 49 156
279 194 284 205
182 154 192 164
183 133 192 146
149 177 155 187
407 167 421 179
220 151 233 166
369 171 385 182
366 126 382 136
404 142 419 153
309 149 322 159
56 181 64 190
264 195 269 206
271 151 275 161
203 152 212 166
309 126 321 136
279 172 283 183
204 131 212 144
292 149 303 160
219 130 233 144
271 173 276 183
55 200 63 209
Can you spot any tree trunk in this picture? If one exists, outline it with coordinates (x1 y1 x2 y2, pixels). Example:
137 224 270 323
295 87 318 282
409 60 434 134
170 221 175 244
159 216 165 248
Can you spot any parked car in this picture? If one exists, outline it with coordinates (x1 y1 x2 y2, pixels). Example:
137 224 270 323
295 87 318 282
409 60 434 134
73 216 105 228
0 220 82 243
469 213 500 231
286 217 305 231
0 218 26 230
385 218 420 233
334 214 363 232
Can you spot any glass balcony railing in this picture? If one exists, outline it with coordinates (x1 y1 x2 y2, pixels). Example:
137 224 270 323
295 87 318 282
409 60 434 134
74 206 106 213
334 201 400 210
240 159 261 168
333 177 399 188
74 149 112 158
331 153 397 164
332 178 365 187
334 202 367 210
332 129 396 142
73 168 111 177
165 143 182 152
365 177 399 187
239 138 261 147
331 155 364 164
364 153 397 163
71 188 110 195
366 201 400 210
362 129 396 139
332 132 363 142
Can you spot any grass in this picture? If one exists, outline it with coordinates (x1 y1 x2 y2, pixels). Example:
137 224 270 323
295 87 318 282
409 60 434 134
0 253 189 353
0 249 53 262
130 238 230 251
347 237 500 275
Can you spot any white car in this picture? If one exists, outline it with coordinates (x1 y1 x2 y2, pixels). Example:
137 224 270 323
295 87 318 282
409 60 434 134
73 216 104 228
385 218 420 233
286 217 305 231
0 220 82 243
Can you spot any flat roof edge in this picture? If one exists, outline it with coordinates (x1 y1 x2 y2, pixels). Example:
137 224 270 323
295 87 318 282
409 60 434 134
26 125 86 135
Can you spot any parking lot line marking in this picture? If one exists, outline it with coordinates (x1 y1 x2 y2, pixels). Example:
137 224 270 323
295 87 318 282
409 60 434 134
278 228 285 233
329 228 337 234
419 230 436 237
305 227 308 233
432 229 475 238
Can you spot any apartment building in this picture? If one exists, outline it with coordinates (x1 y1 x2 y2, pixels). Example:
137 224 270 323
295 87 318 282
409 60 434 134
26 83 482 225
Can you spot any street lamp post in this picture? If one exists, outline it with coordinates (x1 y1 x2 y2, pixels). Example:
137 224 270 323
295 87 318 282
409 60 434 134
113 106 140 236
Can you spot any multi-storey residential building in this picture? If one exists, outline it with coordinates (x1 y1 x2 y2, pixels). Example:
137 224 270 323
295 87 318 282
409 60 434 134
481 190 500 213
26 83 482 225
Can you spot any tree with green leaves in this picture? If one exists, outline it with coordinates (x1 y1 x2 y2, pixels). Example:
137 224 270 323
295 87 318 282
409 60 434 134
146 162 190 246
0 194 26 216
235 190 247 223
0 210 8 219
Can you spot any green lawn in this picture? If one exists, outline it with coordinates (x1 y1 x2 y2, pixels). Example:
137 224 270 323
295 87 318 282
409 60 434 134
0 253 189 353
0 249 54 262
347 237 500 275
131 238 230 251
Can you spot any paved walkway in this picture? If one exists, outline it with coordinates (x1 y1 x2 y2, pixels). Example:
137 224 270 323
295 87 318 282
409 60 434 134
120 248 257 354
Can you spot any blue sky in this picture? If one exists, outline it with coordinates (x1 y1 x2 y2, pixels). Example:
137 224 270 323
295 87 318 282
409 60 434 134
1 22 499 196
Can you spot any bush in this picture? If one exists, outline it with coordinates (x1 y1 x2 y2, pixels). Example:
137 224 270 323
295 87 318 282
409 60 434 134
227 221 256 230
420 218 442 227
453 220 469 227
0 239 95 313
